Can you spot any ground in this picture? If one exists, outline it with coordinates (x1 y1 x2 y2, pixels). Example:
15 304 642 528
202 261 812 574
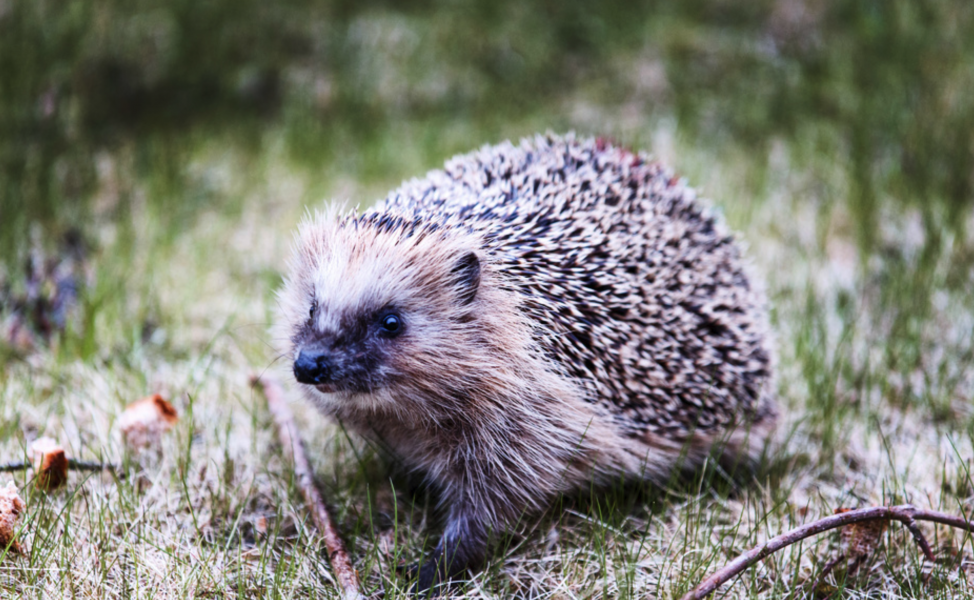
2 1 974 598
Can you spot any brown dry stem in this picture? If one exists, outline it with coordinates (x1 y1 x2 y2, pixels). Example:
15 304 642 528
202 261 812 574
680 504 974 600
250 373 365 600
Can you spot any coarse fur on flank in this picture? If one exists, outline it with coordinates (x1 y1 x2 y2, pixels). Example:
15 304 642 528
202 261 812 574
276 133 777 592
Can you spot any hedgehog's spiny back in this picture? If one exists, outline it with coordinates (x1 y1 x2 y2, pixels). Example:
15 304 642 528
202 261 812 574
370 133 775 438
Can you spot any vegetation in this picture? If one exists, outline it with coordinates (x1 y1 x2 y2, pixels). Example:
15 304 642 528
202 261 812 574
1 0 973 597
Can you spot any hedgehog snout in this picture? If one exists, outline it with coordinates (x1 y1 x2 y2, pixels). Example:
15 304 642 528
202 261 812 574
293 349 334 385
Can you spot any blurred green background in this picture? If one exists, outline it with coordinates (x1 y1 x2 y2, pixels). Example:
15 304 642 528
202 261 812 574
1 0 972 340
4 0 971 244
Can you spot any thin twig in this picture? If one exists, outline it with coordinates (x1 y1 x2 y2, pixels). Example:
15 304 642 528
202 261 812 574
1 459 116 473
900 514 935 561
251 373 365 600
680 504 974 600
0 458 118 473
67 459 118 473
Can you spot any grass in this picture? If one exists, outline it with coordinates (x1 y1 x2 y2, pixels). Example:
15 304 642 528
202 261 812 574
2 0 974 597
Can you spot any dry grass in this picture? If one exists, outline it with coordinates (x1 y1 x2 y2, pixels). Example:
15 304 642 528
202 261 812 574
2 118 974 599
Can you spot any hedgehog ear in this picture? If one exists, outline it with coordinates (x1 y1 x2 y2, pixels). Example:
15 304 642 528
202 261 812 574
451 252 481 305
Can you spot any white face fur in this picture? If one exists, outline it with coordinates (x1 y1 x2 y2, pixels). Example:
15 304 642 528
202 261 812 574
277 211 484 411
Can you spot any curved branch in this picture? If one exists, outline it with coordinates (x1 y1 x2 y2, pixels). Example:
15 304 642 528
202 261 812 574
680 504 974 600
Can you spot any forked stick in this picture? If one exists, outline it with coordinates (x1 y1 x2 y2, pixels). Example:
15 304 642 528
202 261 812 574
680 504 974 600
251 374 365 600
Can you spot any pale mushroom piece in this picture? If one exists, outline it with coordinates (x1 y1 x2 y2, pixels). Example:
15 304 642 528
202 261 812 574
118 394 179 451
29 437 68 491
0 481 25 555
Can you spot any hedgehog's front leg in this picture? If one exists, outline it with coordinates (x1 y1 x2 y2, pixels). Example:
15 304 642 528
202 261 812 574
411 502 489 595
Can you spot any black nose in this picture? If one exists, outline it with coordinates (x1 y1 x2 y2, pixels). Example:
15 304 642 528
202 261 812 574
293 350 333 385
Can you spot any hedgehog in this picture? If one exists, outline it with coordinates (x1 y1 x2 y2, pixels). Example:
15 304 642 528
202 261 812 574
277 133 776 592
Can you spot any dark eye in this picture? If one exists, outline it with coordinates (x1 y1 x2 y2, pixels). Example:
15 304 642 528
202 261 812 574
309 299 317 320
379 313 403 337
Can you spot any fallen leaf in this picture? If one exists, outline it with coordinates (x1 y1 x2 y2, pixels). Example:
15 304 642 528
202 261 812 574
835 507 888 557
